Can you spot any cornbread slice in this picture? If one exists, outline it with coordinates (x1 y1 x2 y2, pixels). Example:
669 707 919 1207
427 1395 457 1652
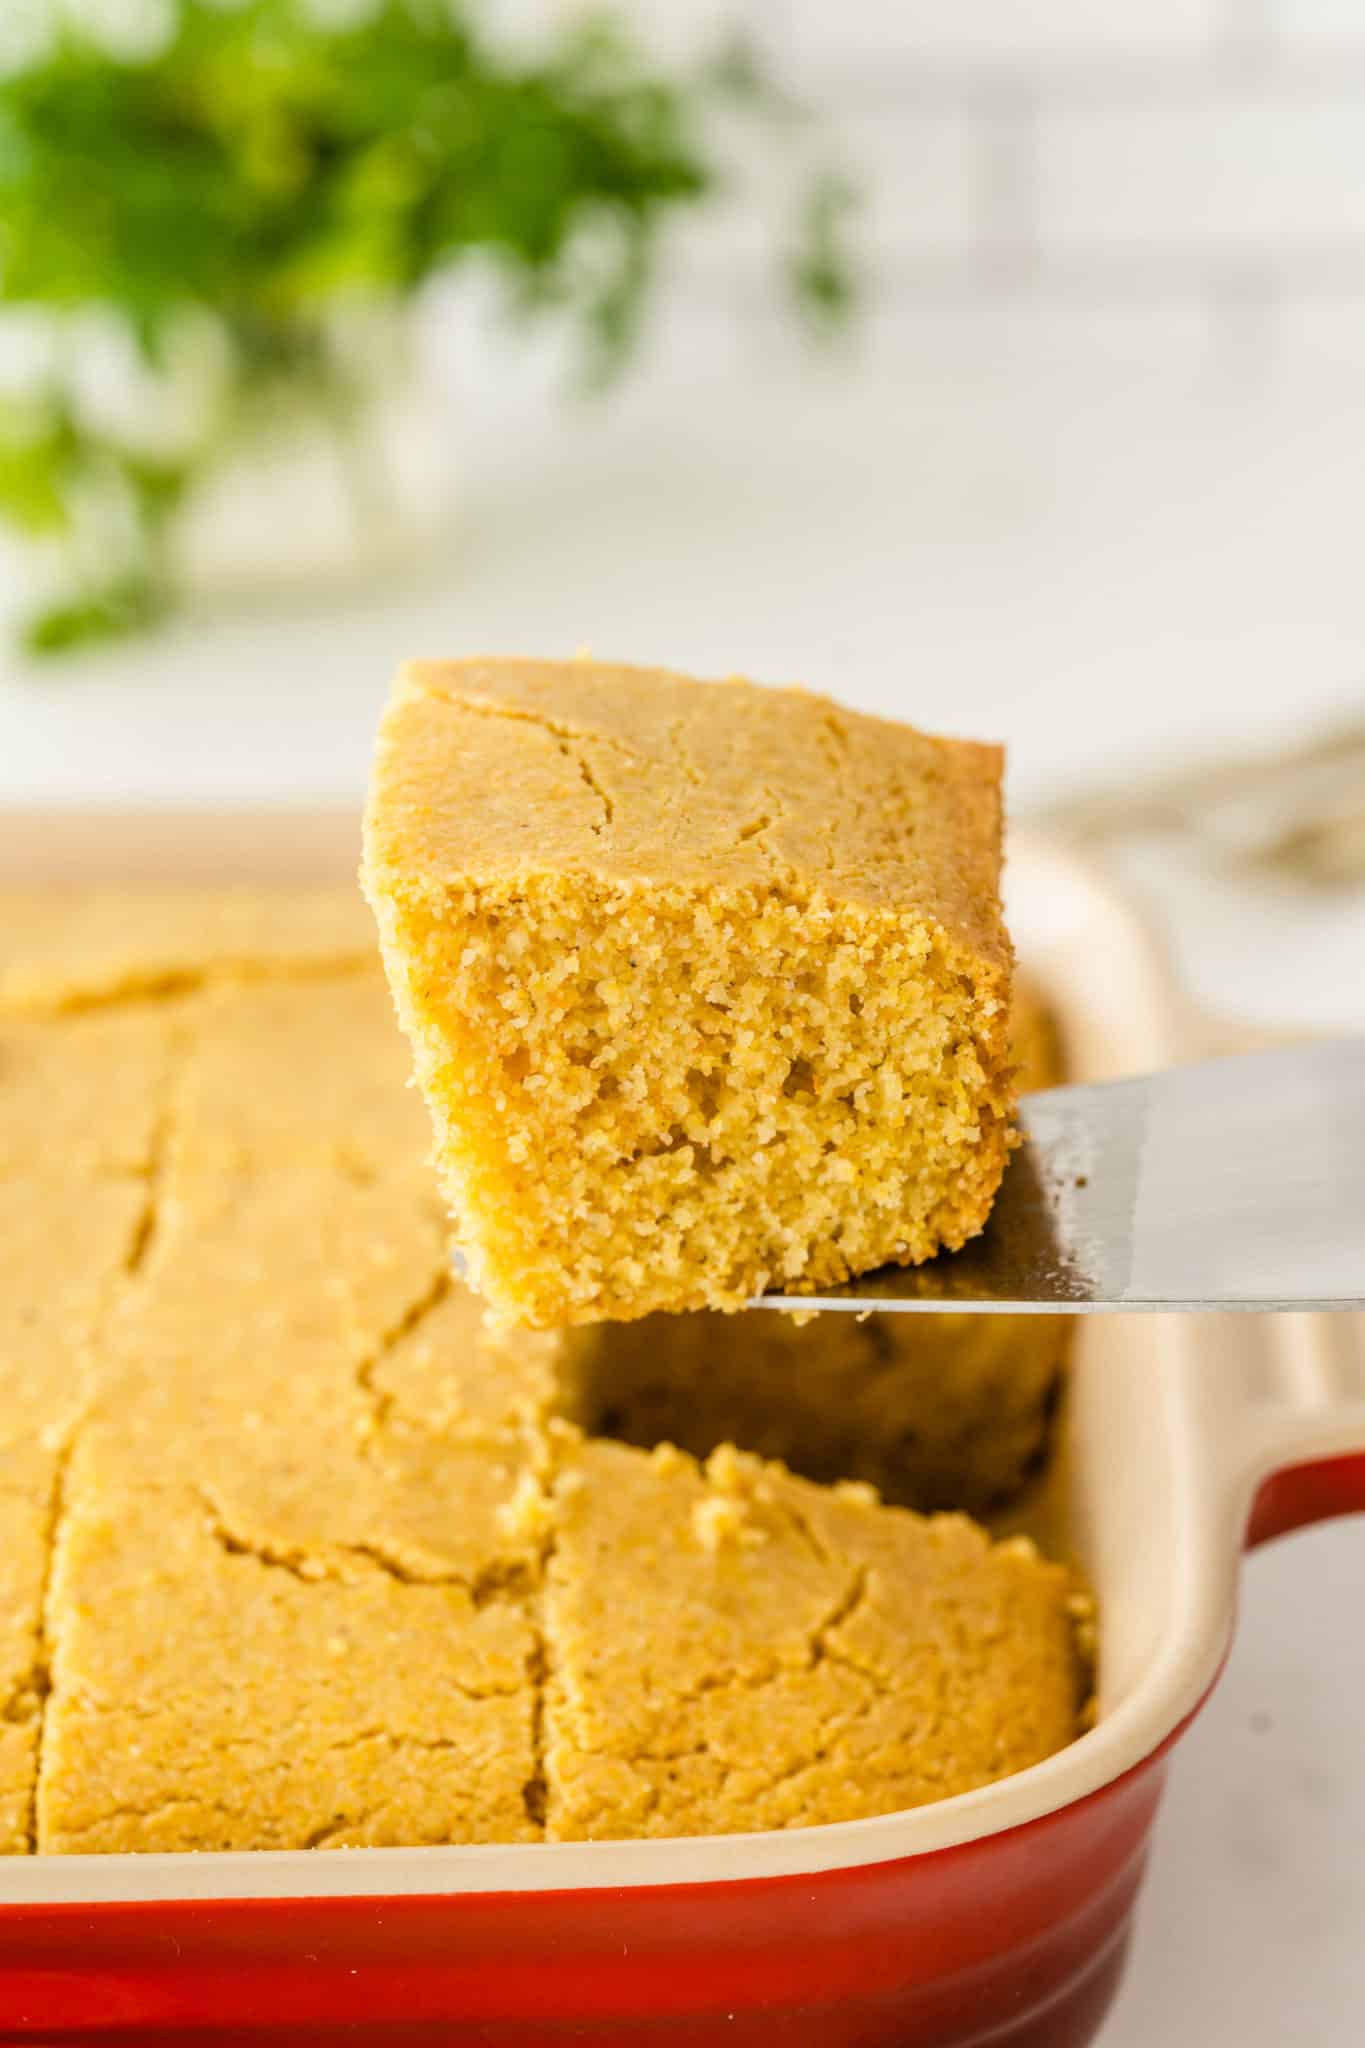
39 1444 539 1854
39 1191 556 1851
541 1437 1085 1840
88 982 558 1593
363 657 1015 1326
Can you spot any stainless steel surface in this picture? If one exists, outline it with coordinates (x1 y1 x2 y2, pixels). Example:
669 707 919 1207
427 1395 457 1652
755 1040 1365 1314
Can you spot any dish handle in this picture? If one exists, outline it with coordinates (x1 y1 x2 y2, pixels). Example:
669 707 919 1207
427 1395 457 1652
1246 1450 1365 1548
1186 1005 1365 1549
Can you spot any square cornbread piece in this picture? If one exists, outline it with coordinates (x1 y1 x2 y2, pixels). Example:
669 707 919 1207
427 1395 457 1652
38 1440 540 1854
363 657 1015 1326
540 1436 1086 1840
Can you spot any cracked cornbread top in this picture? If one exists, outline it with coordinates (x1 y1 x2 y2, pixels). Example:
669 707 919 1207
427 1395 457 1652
364 657 1016 1328
1 887 1084 1856
365 657 1008 945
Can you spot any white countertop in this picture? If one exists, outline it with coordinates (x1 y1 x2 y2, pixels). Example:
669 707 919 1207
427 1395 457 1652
2 306 1362 2040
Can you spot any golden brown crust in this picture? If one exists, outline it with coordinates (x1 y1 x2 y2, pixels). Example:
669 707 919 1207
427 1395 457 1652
0 886 376 1015
39 1447 540 1855
367 656 1009 962
543 1438 1084 1840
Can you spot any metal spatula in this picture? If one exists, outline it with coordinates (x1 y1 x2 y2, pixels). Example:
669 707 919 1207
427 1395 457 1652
754 1040 1365 1315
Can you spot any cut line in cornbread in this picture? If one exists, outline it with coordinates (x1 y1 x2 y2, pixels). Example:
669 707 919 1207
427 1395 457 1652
0 887 376 1014
362 657 1016 1327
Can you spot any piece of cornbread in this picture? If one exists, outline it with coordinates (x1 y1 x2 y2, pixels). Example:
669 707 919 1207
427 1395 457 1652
363 657 1016 1327
27 973 556 1853
541 1436 1084 1840
0 994 186 1851
39 1441 541 1854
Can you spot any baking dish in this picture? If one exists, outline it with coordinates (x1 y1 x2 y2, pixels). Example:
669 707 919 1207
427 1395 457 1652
0 811 1361 2047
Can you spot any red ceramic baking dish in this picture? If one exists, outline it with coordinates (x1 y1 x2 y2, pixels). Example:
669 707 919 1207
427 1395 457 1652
1 814 1362 2047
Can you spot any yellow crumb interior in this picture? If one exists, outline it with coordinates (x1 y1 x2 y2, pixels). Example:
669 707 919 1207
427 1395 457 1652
374 876 1014 1328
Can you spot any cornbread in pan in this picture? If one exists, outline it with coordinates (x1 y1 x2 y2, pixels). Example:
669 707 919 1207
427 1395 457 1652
1007 976 1066 1097
362 657 1016 1328
0 885 374 1012
15 967 556 1854
541 1436 1083 1840
559 1302 1062 1519
39 1421 1084 1854
3 887 1086 1855
0 1492 47 1854
39 1440 543 1854
0 1003 184 1852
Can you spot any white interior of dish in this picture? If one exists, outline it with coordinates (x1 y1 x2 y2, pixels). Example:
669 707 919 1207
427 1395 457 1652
2 815 1361 1905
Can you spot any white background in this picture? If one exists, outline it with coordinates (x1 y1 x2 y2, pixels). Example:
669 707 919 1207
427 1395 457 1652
2 3 1365 2039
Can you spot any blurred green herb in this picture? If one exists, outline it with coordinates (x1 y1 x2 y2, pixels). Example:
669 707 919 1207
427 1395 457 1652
0 0 854 656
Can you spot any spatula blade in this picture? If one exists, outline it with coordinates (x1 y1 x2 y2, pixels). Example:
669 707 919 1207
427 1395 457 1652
753 1040 1365 1314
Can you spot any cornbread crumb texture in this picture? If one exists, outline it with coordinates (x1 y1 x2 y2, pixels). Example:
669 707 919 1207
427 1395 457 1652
543 1439 1084 1841
4 887 1085 1854
363 656 1015 1328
